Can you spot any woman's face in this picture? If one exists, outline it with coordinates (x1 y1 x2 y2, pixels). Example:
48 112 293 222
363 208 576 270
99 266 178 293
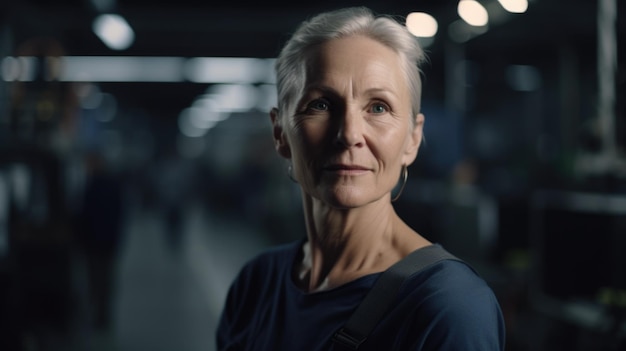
272 35 424 208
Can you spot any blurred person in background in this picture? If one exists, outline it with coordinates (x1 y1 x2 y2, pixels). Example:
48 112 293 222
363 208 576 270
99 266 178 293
152 145 196 254
217 7 504 351
77 150 126 330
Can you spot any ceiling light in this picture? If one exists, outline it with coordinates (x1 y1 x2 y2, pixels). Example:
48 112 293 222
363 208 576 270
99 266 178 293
406 12 438 38
1 56 36 82
458 0 489 27
61 56 183 82
205 84 258 113
178 108 210 138
185 57 273 84
497 0 528 14
92 14 135 50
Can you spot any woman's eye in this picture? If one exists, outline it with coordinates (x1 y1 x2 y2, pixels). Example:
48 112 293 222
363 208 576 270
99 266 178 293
370 103 388 114
308 100 329 111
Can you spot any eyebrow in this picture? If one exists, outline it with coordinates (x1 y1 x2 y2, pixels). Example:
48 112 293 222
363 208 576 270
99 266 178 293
362 87 399 99
302 85 399 99
302 84 337 96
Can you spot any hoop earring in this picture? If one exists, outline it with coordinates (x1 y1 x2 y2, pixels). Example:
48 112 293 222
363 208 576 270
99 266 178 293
391 165 408 202
288 164 298 183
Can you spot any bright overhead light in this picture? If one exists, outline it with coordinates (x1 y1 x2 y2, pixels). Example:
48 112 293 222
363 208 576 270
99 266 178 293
178 108 210 138
61 56 184 82
497 0 528 14
5 56 278 84
185 57 274 84
191 95 228 126
1 56 36 82
206 84 258 113
458 0 489 27
92 14 135 50
406 12 438 38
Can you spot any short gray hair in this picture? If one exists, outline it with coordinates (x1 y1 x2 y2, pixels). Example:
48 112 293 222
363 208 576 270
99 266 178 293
274 7 426 125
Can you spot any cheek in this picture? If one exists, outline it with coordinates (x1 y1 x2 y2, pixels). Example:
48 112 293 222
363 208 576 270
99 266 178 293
286 125 323 172
371 125 410 158
292 121 330 152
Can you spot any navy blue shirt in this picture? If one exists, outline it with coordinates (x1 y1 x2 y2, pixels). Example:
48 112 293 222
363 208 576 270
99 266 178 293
217 240 505 350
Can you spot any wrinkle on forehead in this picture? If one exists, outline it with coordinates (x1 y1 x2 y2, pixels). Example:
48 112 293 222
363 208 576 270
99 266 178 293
302 36 408 103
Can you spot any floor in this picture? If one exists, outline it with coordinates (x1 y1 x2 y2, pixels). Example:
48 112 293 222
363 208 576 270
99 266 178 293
87 203 273 351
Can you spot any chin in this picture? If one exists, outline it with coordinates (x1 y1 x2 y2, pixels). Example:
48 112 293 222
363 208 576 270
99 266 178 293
321 187 372 209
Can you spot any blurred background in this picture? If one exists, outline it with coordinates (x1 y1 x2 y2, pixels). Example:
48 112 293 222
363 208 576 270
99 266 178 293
0 0 625 350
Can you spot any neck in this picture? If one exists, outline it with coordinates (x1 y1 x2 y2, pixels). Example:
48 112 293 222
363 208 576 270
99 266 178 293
296 193 429 292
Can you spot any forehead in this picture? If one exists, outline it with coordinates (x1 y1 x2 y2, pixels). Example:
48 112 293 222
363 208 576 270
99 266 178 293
304 36 407 91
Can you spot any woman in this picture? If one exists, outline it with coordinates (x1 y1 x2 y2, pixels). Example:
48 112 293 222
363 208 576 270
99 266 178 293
217 7 505 350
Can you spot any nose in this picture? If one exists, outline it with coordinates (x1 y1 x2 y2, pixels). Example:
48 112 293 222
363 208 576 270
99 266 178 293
335 107 365 148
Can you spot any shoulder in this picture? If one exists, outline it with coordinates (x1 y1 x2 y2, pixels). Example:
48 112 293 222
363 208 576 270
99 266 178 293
232 240 301 288
217 240 302 345
400 259 505 350
395 245 498 307
409 259 500 313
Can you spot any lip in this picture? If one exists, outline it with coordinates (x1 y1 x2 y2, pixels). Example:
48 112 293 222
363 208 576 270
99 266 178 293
323 164 371 174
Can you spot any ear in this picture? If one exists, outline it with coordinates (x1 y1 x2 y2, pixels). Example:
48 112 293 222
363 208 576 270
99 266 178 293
402 113 425 166
270 107 291 159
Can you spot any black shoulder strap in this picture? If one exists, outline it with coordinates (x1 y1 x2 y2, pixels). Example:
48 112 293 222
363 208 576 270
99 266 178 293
332 244 461 350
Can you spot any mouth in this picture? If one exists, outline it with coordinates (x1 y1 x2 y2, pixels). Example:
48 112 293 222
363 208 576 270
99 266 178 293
323 164 371 174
